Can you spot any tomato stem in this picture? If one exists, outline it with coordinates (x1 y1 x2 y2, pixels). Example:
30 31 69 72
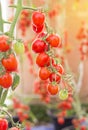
23 6 40 11
0 90 8 105
0 107 16 127
9 0 22 37
0 87 3 99
0 2 3 32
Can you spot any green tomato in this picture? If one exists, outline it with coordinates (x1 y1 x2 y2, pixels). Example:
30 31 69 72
59 89 68 100
13 42 25 55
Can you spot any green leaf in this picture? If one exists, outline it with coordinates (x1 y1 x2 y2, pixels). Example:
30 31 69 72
12 73 20 91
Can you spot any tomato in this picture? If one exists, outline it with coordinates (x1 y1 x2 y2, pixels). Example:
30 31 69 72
13 41 25 54
0 118 8 130
0 35 11 52
0 73 12 88
49 73 61 83
2 54 17 72
46 34 61 47
80 126 87 130
47 83 58 95
38 32 47 38
36 52 50 67
57 117 65 125
39 67 50 80
59 89 68 100
54 64 64 75
10 127 20 130
32 39 47 53
32 24 44 33
32 11 45 26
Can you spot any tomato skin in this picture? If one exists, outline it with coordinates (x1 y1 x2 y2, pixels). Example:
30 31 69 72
36 52 50 67
10 127 20 130
49 73 61 83
54 64 64 75
57 117 65 125
32 24 44 33
39 67 51 80
13 41 25 54
2 54 17 72
0 35 11 52
47 84 58 95
0 73 12 88
32 39 46 53
38 32 47 38
32 11 45 26
59 89 68 100
46 34 61 47
0 118 8 130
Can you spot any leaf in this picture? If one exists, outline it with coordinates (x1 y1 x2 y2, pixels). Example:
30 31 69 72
12 73 20 91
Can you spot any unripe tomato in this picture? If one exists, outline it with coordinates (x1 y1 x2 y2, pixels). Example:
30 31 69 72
46 34 61 47
47 83 59 95
36 52 50 67
59 89 68 100
32 39 47 53
32 11 45 26
13 41 25 54
39 67 51 80
2 54 17 72
0 118 8 130
0 73 12 88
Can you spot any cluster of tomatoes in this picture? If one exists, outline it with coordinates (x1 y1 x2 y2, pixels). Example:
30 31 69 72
0 35 18 89
19 10 31 36
0 118 20 130
12 97 29 122
34 80 50 103
31 11 67 97
57 95 73 125
72 117 87 130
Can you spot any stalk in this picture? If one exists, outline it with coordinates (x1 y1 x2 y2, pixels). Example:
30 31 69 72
9 0 22 37
0 2 3 32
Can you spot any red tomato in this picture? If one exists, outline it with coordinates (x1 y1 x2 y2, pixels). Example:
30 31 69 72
47 84 59 95
0 118 8 130
54 64 64 75
80 126 87 130
0 35 11 52
10 127 20 130
46 34 61 47
32 39 47 53
2 54 17 72
32 11 45 26
0 73 12 88
39 67 51 80
36 52 50 67
32 24 44 33
57 117 65 125
38 32 47 38
49 73 61 83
